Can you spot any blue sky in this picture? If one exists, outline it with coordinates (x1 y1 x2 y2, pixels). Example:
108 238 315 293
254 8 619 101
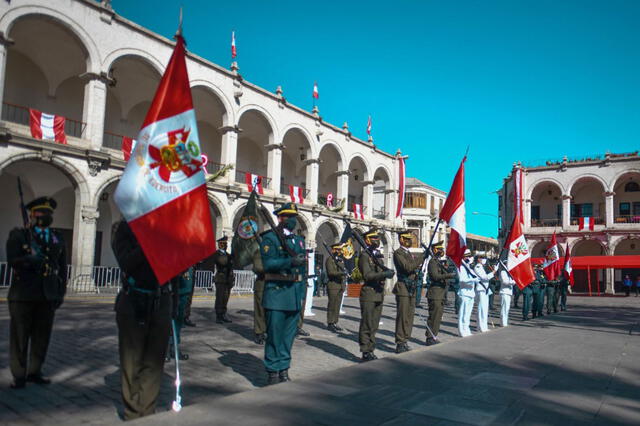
108 0 640 237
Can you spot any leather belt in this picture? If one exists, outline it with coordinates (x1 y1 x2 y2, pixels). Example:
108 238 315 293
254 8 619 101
264 273 301 282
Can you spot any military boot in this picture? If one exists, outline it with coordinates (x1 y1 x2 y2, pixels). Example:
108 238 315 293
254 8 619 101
362 352 376 362
267 370 279 385
327 323 339 333
426 337 439 346
296 328 310 337
216 314 224 324
278 369 291 383
221 314 232 323
254 333 265 345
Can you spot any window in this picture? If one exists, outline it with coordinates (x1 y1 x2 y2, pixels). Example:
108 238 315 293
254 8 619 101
531 206 540 220
571 203 593 217
556 203 562 219
404 193 426 209
430 195 435 214
624 182 640 192
634 202 640 215
620 202 631 216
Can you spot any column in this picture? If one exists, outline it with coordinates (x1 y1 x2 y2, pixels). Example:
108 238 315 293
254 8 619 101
219 126 239 184
266 143 283 193
336 170 349 208
362 181 374 219
71 205 99 291
81 73 110 149
604 191 614 228
305 159 320 204
606 268 615 295
0 33 13 119
523 199 531 228
384 189 395 220
562 195 571 230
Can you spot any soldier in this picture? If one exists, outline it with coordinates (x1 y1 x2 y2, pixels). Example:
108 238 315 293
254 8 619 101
112 220 172 420
521 279 533 321
260 203 307 384
182 268 197 327
473 253 495 333
458 249 480 337
326 243 347 333
498 263 516 327
252 248 267 345
558 275 570 311
6 197 67 389
426 241 456 346
359 229 395 361
532 265 546 318
213 236 234 324
546 276 558 314
393 231 427 353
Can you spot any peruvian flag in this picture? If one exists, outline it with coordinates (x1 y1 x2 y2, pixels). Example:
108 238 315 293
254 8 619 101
231 31 237 59
366 115 372 136
578 216 595 231
289 185 304 203
313 81 319 99
353 203 364 220
326 192 334 208
29 109 66 144
439 156 466 266
563 242 575 286
513 166 524 225
245 173 263 194
114 35 215 285
395 156 405 218
506 210 536 289
542 232 561 280
122 137 136 162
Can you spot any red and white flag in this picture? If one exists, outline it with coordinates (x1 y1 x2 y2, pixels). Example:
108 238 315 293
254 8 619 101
396 156 405 218
366 115 372 136
326 192 334 208
353 203 364 220
563 242 575 286
313 82 319 99
231 31 237 59
506 210 536 289
122 136 136 162
245 173 263 194
578 216 595 231
114 35 215 285
513 166 524 225
542 232 561 281
439 156 466 266
29 109 66 144
289 185 304 203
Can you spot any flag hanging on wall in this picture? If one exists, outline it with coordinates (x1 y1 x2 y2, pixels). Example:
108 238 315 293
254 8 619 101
578 216 595 231
353 203 364 220
114 35 215 285
395 156 405 218
289 185 304 203
245 173 263 194
29 109 66 144
439 156 466 266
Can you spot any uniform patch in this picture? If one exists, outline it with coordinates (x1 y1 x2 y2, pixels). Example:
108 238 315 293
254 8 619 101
263 245 270 253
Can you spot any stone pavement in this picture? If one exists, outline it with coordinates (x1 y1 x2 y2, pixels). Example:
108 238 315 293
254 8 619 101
1 294 639 425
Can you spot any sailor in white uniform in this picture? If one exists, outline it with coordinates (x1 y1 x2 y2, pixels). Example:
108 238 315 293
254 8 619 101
473 252 495 333
499 264 516 327
457 249 480 337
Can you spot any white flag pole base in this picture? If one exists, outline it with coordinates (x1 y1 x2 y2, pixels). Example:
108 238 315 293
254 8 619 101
171 319 182 413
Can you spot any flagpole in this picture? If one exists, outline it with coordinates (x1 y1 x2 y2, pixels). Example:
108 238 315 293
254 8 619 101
171 319 182 412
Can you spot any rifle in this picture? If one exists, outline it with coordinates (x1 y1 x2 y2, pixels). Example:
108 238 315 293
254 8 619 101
17 177 29 227
350 226 390 272
317 234 351 281
254 197 299 258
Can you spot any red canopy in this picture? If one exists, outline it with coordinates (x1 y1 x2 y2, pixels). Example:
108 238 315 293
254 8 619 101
532 255 640 269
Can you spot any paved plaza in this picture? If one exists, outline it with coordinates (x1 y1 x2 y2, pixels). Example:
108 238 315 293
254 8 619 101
1 293 639 425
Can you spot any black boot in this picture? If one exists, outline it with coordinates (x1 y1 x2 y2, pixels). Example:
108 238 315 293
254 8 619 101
267 370 279 385
362 352 376 362
254 333 265 345
184 318 197 327
297 328 310 337
216 314 224 324
10 378 26 389
278 369 290 383
26 374 51 385
178 351 189 361
426 337 439 346
222 314 232 323
327 323 338 333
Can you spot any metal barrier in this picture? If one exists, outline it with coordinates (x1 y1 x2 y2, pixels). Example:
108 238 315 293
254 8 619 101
0 263 256 295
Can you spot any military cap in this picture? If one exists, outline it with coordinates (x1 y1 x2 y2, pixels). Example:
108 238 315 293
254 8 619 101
217 235 228 242
398 230 414 239
364 228 380 239
273 202 298 216
25 196 57 213
475 251 487 259
331 243 343 249
463 248 473 257
432 240 444 249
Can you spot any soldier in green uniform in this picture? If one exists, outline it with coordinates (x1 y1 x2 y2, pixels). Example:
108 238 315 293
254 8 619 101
326 243 347 332
112 220 172 420
426 241 456 346
359 229 395 361
260 203 307 384
6 197 67 389
546 276 558 314
393 231 427 353
213 236 234 324
531 264 546 319
558 275 570 311
252 248 267 345
166 267 194 361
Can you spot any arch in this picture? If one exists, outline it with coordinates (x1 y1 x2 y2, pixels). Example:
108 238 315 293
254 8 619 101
567 173 609 196
1 8 99 73
295 212 312 239
236 104 279 141
281 124 316 158
281 126 314 192
347 154 372 181
207 193 230 234
610 168 640 192
190 80 234 127
236 107 275 184
526 178 566 200
314 217 342 242
318 140 346 170
530 239 565 259
102 48 165 77
569 175 607 224
529 179 564 226
372 165 392 184
191 84 230 166
570 238 608 256
92 173 122 207
612 237 640 255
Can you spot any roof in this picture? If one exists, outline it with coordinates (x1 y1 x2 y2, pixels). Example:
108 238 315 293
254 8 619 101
405 177 447 195
466 232 499 245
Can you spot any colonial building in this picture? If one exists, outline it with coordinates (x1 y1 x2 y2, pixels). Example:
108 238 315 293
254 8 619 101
498 152 640 293
0 0 410 288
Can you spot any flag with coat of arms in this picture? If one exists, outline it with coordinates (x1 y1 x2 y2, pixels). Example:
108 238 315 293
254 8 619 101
542 232 561 280
114 35 215 285
505 209 535 289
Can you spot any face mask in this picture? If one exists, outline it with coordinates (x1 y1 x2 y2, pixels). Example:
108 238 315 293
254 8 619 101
464 257 471 264
34 214 53 228
369 240 380 249
283 216 297 231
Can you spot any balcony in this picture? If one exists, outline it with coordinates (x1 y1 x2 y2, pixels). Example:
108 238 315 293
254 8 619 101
531 218 562 227
235 170 271 190
570 216 604 226
614 215 640 224
372 207 387 219
2 102 85 139
280 183 310 199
